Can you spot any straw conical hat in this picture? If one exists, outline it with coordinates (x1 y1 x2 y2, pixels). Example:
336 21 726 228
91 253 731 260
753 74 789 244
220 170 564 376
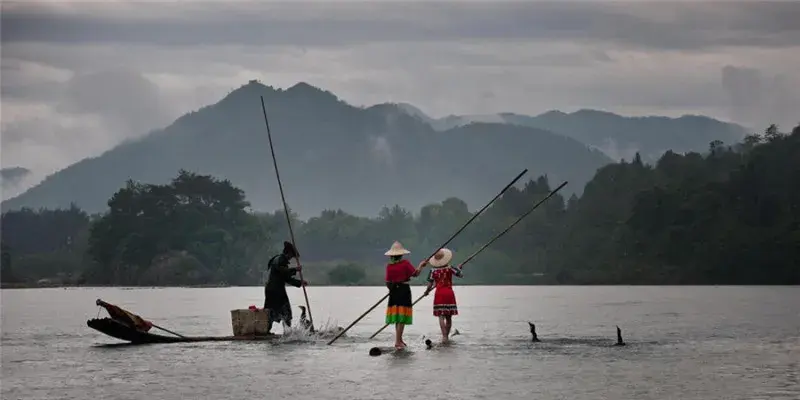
429 248 453 268
384 241 411 256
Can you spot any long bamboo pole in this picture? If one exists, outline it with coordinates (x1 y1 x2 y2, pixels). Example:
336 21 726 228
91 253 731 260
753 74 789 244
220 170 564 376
260 96 314 331
327 168 529 345
368 180 568 339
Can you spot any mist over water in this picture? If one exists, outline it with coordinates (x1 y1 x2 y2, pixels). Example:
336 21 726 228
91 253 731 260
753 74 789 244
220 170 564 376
2 286 799 400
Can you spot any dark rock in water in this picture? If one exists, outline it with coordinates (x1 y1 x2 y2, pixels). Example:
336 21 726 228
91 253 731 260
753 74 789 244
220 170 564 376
369 347 382 356
425 339 433 349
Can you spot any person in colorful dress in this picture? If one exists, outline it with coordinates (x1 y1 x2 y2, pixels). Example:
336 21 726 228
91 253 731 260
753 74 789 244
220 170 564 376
423 248 463 343
384 241 424 350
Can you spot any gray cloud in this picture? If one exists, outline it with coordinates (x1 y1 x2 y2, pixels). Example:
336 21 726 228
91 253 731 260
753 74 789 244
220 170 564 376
57 69 172 136
1 67 174 199
722 65 800 131
3 1 799 51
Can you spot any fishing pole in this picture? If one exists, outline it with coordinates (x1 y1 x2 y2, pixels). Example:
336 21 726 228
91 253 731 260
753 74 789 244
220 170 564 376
260 96 314 331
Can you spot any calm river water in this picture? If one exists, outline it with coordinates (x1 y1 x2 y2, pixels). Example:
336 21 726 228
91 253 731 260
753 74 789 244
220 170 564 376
2 286 799 400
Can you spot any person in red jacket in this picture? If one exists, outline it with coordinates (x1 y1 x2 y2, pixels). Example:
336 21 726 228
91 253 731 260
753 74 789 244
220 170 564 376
384 241 423 350
423 248 463 344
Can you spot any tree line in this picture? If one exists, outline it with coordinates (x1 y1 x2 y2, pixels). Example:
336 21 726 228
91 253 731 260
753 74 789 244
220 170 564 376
2 123 798 287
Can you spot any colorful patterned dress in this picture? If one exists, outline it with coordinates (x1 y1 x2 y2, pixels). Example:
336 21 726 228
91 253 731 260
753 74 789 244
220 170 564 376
427 265 463 316
385 259 417 325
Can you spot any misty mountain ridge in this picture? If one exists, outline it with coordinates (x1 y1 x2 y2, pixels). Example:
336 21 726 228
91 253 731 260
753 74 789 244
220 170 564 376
382 103 749 162
4 80 739 218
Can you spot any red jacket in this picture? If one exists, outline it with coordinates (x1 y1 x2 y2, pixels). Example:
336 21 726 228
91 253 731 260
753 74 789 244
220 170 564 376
385 259 417 283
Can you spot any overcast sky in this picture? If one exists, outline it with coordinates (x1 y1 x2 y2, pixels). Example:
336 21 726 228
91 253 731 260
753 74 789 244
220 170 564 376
2 0 799 198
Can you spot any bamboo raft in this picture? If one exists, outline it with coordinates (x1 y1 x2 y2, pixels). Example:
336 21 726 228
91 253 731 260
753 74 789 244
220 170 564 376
86 317 280 344
88 299 282 344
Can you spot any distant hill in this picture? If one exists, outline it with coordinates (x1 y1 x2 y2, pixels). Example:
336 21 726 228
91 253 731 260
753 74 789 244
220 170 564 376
393 108 749 163
1 81 612 218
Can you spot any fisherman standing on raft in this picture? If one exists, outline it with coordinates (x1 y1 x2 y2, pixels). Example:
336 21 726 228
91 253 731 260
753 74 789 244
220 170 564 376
384 241 424 350
264 241 308 334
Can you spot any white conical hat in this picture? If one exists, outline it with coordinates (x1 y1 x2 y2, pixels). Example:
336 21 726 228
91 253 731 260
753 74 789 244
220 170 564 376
429 248 453 268
384 241 411 256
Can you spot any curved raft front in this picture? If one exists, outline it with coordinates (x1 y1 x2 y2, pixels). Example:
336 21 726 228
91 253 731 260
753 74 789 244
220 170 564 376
88 317 188 344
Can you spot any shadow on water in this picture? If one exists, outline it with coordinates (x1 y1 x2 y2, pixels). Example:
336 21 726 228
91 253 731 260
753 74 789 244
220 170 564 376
92 342 149 349
89 330 368 351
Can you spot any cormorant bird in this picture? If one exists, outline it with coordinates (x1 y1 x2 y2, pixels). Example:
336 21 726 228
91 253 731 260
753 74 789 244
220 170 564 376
615 326 626 346
528 322 540 342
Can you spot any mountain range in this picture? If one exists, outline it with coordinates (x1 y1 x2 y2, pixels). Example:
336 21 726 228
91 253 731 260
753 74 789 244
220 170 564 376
1 80 748 218
395 103 748 162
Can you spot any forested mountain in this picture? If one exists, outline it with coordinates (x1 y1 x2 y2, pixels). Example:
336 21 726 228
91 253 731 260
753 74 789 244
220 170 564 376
1 81 611 218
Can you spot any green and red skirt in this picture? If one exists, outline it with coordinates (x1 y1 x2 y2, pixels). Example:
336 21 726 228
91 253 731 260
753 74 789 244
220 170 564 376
385 282 413 325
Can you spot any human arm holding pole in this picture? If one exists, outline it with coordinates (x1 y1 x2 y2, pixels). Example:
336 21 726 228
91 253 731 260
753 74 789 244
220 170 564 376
271 253 307 287
423 269 434 296
414 259 427 277
280 265 307 288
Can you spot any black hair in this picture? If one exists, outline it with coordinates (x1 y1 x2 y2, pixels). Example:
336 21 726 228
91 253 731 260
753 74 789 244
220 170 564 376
283 241 298 258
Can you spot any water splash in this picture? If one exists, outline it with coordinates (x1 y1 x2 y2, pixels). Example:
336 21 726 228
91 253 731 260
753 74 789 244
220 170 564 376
274 316 347 343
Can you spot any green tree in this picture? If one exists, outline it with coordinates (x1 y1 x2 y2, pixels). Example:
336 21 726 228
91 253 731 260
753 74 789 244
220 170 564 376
328 263 367 285
1 243 14 283
86 170 260 285
373 205 417 248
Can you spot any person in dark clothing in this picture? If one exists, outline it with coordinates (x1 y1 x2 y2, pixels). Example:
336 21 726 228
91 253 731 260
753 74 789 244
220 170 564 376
264 241 308 333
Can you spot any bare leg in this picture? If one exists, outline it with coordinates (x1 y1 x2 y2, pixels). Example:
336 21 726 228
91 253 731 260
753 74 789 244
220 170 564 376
394 324 402 348
444 316 453 342
396 324 406 349
439 316 447 342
